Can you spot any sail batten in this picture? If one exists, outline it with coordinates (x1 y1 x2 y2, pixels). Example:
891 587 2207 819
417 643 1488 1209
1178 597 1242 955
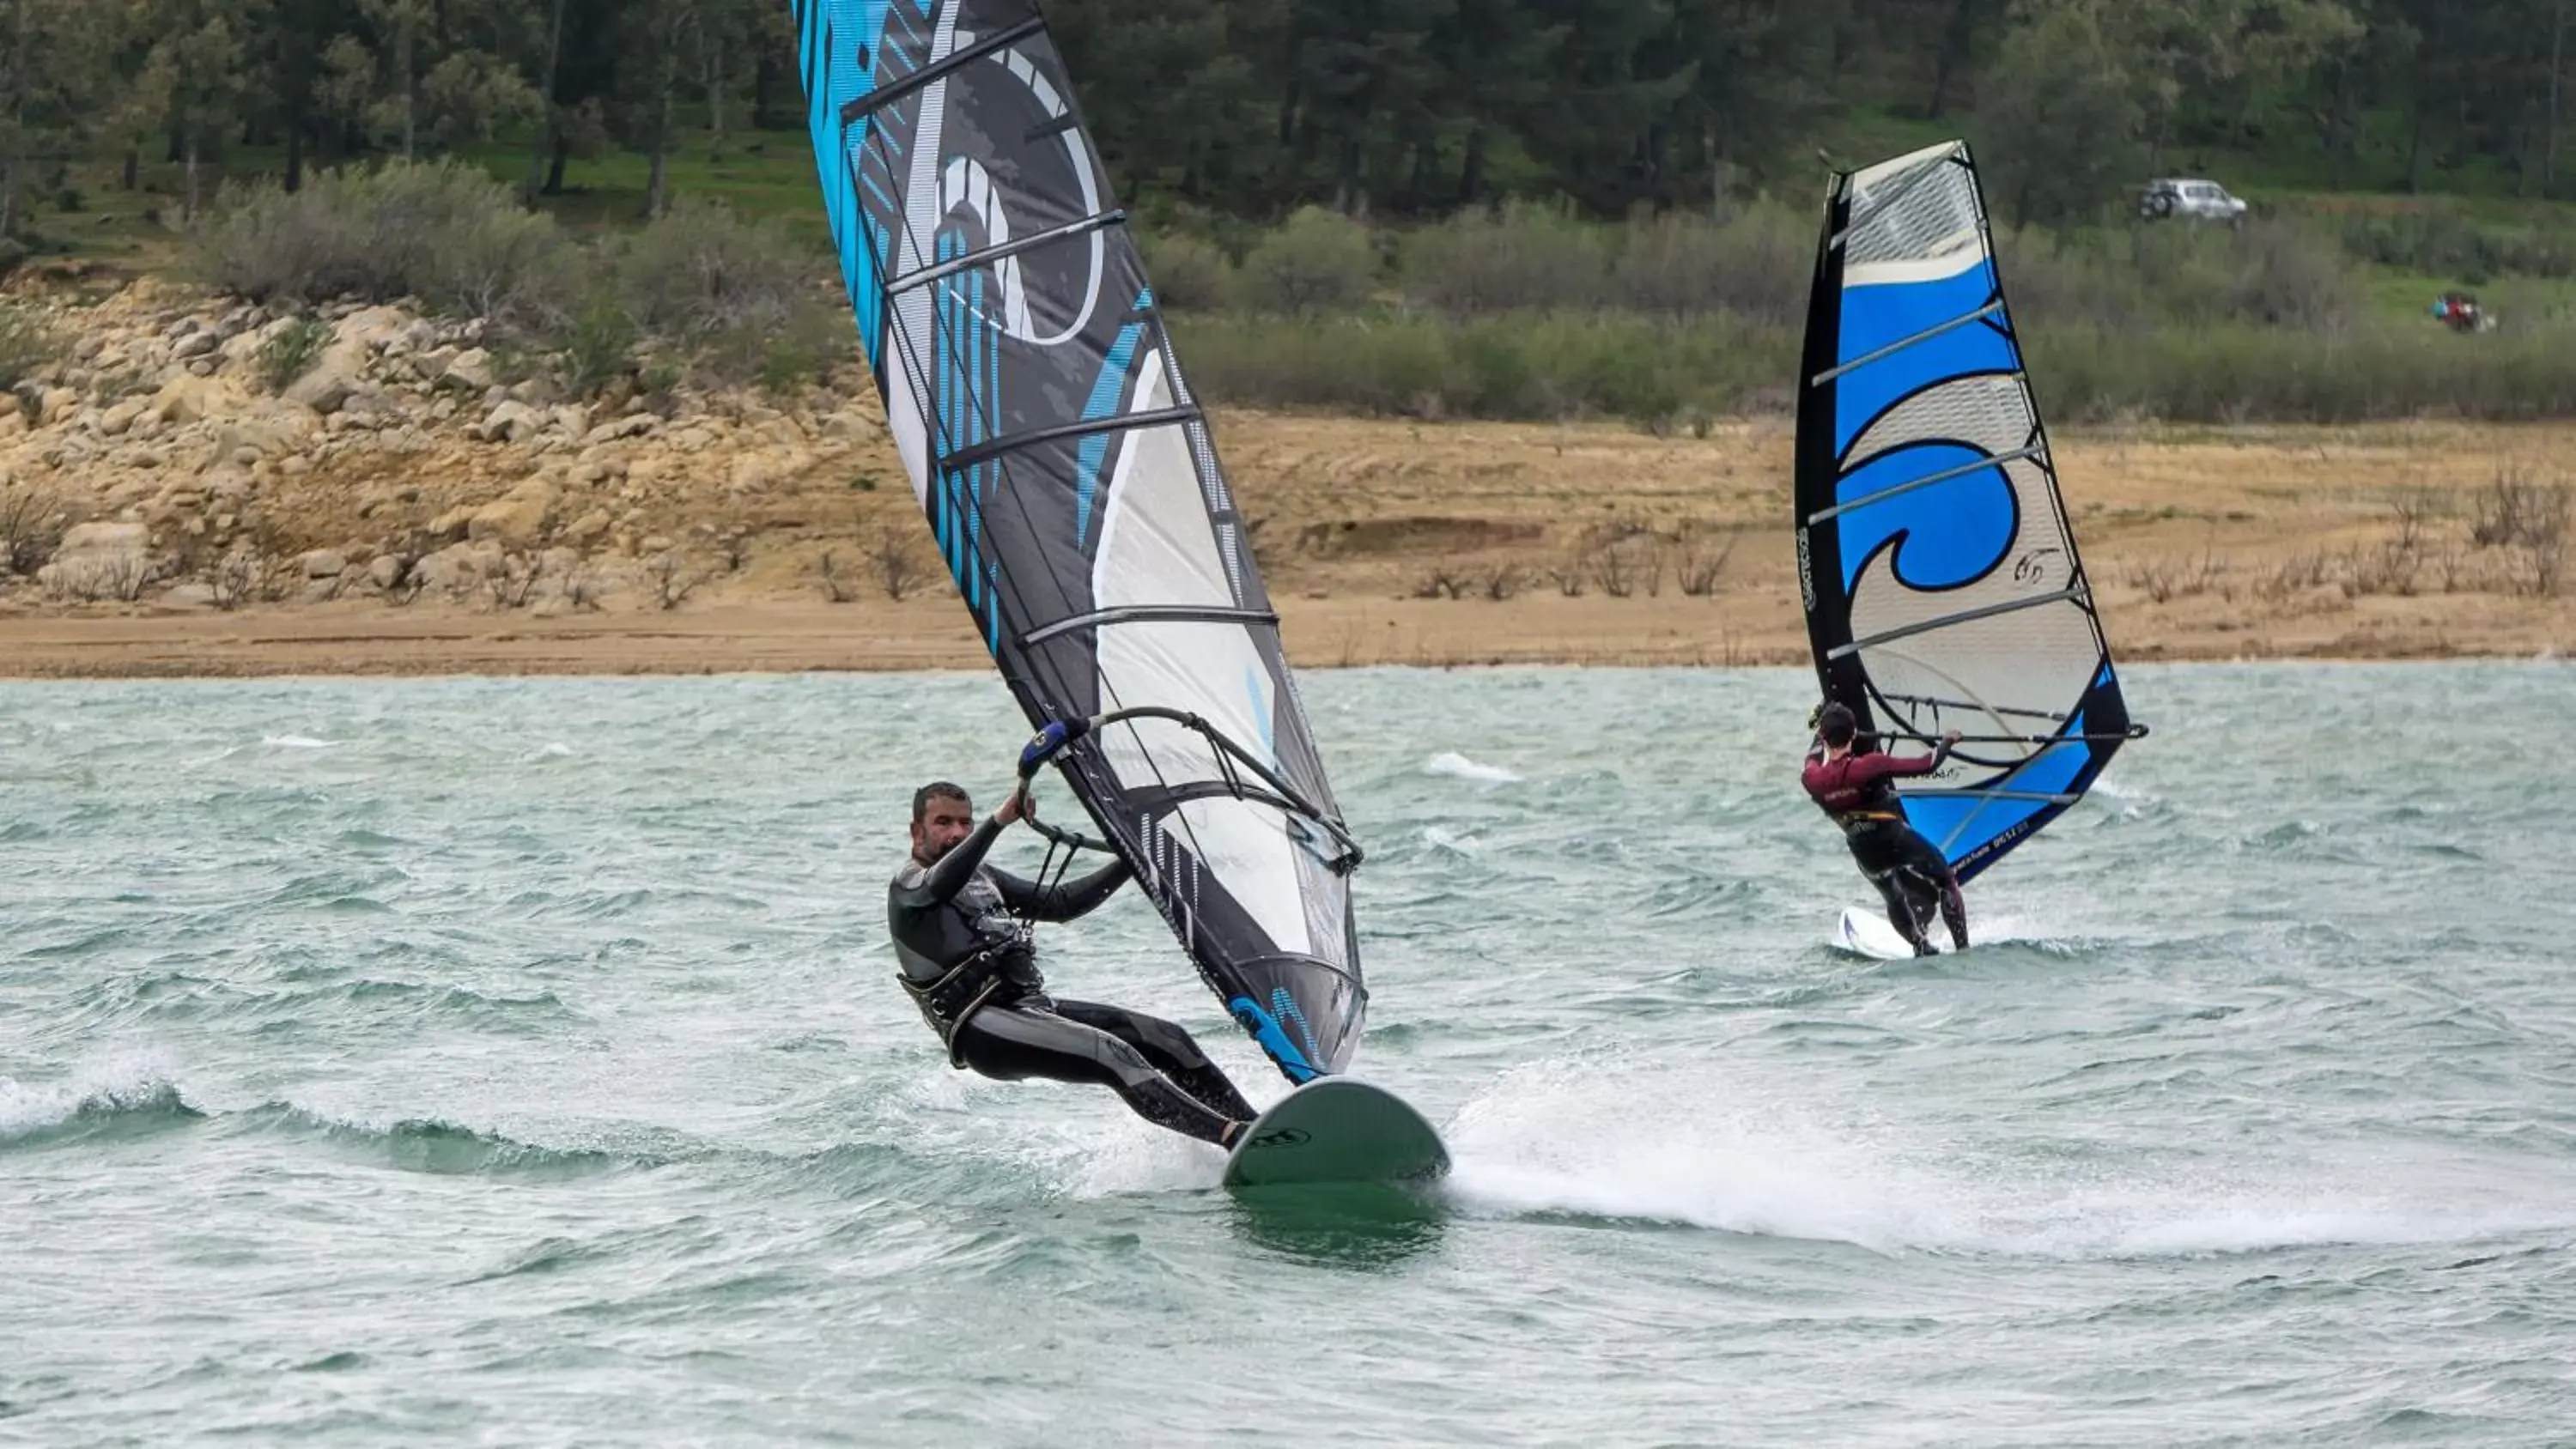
890 208 1126 295
1827 587 2089 658
1795 140 2137 885
1807 442 2048 525
1811 301 2007 385
796 0 1365 1082
941 405 1201 474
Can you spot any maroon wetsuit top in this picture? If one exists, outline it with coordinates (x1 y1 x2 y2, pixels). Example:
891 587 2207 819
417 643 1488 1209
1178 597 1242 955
1801 743 1948 827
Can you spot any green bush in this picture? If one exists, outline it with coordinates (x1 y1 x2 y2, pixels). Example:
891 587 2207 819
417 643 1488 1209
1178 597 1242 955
1241 206 1376 317
1613 202 1812 327
2330 203 2576 284
199 160 572 326
0 302 61 392
1401 199 1611 315
1136 228 1235 312
1167 312 1795 424
2029 322 2576 423
556 302 641 399
609 197 815 345
256 316 333 392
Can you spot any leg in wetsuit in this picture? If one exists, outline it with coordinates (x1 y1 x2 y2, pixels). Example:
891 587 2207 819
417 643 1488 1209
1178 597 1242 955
950 995 1256 1147
1847 821 1969 955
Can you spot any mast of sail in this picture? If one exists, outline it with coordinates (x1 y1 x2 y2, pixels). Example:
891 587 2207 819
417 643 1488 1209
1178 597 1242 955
793 0 1367 1081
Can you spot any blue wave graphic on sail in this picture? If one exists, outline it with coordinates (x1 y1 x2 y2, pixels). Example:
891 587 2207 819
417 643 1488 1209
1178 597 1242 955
1832 440 2019 591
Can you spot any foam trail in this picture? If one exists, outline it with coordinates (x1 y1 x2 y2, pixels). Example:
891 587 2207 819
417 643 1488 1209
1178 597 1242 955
1424 752 1521 784
263 735 338 749
1423 826 1481 855
1436 1054 2576 1260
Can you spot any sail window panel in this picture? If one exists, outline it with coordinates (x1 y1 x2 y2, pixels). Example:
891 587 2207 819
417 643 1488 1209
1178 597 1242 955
1092 620 1291 791
1840 373 2032 474
1091 385 1234 609
1850 604 2107 771
1162 796 1318 961
1844 147 1984 271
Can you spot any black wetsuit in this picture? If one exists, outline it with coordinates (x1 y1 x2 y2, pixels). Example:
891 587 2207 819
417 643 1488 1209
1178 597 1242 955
888 815 1255 1146
1802 736 1969 954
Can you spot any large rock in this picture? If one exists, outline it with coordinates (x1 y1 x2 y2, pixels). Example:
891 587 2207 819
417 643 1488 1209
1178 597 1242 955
476 400 543 444
334 306 410 353
38 521 151 598
367 555 406 591
466 478 556 548
440 349 496 391
284 343 369 415
581 413 660 447
299 549 349 579
561 507 612 545
58 521 149 556
149 373 234 427
411 543 484 592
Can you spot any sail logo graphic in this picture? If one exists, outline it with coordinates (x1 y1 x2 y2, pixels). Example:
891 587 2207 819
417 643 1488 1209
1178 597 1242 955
1796 528 1816 613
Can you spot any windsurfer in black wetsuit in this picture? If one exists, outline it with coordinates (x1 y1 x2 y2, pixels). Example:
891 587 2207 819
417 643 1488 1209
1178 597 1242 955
889 774 1258 1149
1802 700 1969 956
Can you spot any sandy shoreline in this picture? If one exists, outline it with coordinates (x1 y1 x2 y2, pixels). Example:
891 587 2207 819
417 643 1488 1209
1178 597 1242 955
1 585 2566 679
6 394 2574 676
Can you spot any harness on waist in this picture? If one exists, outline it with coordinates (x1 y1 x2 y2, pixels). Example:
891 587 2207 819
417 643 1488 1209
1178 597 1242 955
896 949 1013 1069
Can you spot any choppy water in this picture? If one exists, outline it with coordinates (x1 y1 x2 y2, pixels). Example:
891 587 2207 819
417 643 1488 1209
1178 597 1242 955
6 664 2575 1446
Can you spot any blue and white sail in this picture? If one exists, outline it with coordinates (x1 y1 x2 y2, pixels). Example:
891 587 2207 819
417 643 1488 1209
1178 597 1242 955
1794 141 2142 883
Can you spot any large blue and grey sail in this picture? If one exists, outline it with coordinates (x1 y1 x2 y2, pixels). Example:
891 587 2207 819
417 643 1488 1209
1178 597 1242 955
1795 141 2141 883
791 0 1364 1080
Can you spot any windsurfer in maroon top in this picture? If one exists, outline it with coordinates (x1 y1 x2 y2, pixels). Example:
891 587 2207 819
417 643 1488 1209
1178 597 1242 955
1802 700 1969 956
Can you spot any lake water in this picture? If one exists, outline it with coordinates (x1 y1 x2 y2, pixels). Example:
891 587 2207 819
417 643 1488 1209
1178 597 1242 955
6 664 2573 1445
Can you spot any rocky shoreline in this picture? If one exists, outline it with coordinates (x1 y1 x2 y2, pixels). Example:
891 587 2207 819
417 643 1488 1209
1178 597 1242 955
3 277 894 622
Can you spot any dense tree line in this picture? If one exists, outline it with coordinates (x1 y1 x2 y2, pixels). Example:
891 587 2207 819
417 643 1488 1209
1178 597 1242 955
7 0 2576 244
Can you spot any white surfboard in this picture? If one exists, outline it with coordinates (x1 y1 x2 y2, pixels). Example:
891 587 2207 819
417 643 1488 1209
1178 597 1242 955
1221 1077 1449 1189
1835 905 1935 961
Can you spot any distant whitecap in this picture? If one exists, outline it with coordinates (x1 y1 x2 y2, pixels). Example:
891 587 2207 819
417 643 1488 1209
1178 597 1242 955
1424 751 1521 784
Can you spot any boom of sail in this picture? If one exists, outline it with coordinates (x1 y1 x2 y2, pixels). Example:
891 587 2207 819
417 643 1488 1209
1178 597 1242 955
791 0 1364 1080
1795 141 2143 883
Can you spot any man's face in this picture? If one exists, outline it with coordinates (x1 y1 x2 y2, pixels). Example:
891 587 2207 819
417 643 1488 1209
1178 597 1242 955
912 792 975 864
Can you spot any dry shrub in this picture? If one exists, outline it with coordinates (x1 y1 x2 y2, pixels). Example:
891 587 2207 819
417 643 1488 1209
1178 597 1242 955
816 549 854 603
1413 567 1471 600
209 549 263 610
1670 524 1739 597
867 518 931 601
0 485 71 577
647 550 702 610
